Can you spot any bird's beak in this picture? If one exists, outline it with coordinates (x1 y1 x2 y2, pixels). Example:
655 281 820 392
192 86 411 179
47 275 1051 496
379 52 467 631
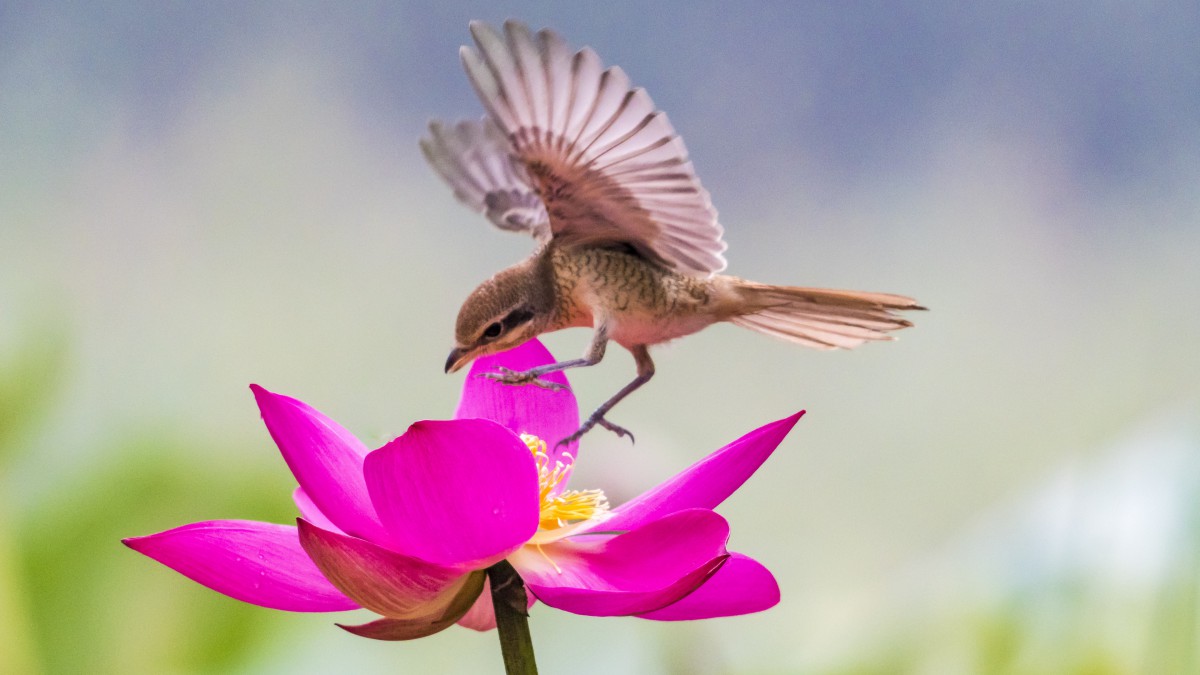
445 347 468 374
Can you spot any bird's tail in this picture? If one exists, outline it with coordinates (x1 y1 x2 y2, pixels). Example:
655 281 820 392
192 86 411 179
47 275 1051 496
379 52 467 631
728 281 925 350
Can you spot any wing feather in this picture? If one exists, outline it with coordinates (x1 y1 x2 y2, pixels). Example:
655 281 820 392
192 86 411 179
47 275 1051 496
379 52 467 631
459 20 727 276
420 118 550 238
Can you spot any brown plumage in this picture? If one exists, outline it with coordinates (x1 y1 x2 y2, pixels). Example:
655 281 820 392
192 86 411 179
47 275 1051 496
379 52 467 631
429 21 925 445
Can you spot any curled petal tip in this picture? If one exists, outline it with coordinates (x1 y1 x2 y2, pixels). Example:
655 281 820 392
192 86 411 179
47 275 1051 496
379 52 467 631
248 383 279 411
638 552 780 620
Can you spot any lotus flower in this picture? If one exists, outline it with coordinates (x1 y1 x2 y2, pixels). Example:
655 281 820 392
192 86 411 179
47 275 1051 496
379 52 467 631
124 340 801 639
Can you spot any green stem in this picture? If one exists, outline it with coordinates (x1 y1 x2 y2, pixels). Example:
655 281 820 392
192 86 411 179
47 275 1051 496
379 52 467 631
486 560 538 675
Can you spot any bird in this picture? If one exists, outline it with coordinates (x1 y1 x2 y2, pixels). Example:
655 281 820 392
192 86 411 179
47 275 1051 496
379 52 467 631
425 20 925 446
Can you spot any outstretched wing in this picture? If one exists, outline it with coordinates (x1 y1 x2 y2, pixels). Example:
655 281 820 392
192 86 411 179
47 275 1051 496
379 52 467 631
458 20 727 277
420 118 551 240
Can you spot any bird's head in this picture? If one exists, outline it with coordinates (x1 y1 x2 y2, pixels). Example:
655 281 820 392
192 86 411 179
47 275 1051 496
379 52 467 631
445 263 548 374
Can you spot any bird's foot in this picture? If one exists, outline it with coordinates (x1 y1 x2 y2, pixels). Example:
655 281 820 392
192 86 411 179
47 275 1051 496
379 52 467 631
596 416 635 442
480 367 567 391
555 412 635 449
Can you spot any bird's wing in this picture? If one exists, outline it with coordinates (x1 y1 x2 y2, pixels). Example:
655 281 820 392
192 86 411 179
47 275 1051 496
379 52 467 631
420 117 552 240
459 20 727 277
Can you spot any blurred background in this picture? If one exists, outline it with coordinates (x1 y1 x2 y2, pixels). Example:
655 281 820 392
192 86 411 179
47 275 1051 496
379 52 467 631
2 1 1198 673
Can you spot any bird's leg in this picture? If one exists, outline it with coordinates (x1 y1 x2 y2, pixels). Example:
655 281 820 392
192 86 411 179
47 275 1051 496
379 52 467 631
557 344 654 447
482 325 609 391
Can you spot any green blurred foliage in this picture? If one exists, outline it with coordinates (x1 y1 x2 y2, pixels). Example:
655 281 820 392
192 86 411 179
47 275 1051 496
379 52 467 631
816 536 1200 675
0 321 68 464
0 320 70 674
0 324 300 674
17 433 299 673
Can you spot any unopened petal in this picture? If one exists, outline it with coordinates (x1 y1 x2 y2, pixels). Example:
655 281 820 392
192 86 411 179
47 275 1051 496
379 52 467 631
296 519 475 619
364 419 539 567
251 385 389 544
513 509 730 616
595 412 803 533
638 552 779 620
337 570 486 641
123 520 357 612
456 339 580 463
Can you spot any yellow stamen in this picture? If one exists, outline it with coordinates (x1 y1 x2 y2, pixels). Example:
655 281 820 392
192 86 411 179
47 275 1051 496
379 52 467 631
520 433 609 533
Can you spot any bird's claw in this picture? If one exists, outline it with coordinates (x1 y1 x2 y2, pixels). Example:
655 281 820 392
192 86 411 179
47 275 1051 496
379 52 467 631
554 413 635 449
596 417 635 443
480 367 566 391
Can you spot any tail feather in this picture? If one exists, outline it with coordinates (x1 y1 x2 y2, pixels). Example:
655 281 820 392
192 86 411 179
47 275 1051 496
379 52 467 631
729 282 924 350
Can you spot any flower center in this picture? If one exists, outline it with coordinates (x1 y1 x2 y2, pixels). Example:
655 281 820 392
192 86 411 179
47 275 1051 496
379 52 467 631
521 433 608 532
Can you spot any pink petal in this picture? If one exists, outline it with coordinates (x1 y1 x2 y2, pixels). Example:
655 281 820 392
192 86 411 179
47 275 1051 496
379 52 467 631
455 339 580 463
637 552 780 620
122 520 358 612
364 419 539 567
593 412 804 533
292 486 342 533
296 519 476 618
251 385 389 545
456 578 499 632
512 509 730 616
337 570 487 641
456 576 538 632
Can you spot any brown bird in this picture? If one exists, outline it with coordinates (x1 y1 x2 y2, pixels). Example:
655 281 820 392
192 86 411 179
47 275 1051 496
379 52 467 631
427 20 924 445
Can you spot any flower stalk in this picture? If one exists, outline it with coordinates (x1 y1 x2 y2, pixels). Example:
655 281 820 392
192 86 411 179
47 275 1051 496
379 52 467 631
487 560 538 674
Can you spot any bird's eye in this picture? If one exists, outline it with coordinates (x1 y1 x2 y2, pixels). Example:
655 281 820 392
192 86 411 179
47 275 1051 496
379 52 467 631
483 322 503 340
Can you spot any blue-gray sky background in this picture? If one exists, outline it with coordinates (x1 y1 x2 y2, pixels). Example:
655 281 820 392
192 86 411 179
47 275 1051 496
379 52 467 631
2 2 1198 673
